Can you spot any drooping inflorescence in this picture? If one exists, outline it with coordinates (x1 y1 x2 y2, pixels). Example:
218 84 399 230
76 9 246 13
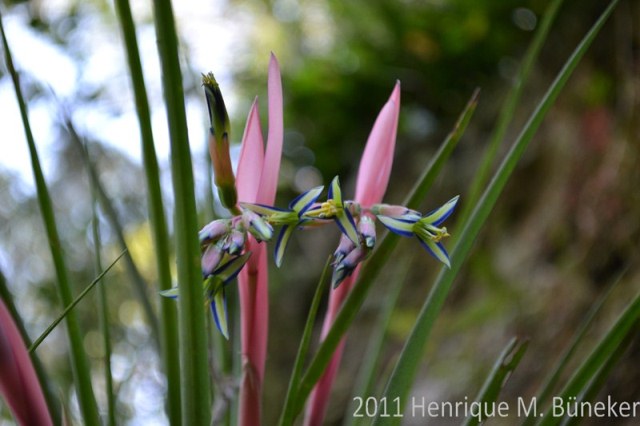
161 69 458 337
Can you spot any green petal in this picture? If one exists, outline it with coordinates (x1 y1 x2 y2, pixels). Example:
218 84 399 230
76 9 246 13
328 176 342 205
334 208 359 245
159 287 180 299
214 252 252 283
211 288 229 339
240 202 289 216
417 237 451 268
274 225 296 267
289 185 324 215
377 215 416 237
422 195 459 227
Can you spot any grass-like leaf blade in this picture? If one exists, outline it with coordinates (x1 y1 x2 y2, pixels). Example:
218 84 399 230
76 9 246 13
537 290 640 426
29 250 127 353
373 2 619 424
463 337 529 426
151 0 212 423
0 13 100 424
279 257 332 426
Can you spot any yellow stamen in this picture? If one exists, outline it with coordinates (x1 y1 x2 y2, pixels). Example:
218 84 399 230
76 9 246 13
306 200 339 219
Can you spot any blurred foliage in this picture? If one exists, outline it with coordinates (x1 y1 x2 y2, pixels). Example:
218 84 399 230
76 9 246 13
1 0 639 424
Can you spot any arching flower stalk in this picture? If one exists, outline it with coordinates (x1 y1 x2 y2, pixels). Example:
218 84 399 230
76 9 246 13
191 58 458 426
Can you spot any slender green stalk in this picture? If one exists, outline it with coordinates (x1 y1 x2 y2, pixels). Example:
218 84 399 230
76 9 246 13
562 334 634 426
463 338 528 426
520 266 627 426
538 290 640 426
290 91 479 419
87 143 116 426
279 257 332 426
111 0 181 421
0 272 61 425
29 250 127 353
152 0 211 424
344 266 405 426
457 0 564 228
373 3 619 424
65 118 160 347
0 13 100 424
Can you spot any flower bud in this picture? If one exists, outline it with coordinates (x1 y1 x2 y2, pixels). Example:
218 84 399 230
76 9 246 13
225 228 245 255
242 209 274 242
358 215 376 249
203 72 237 209
202 242 224 277
199 219 231 245
333 234 357 265
332 246 367 288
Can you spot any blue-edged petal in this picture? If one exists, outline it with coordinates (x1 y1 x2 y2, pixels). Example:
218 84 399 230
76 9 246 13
245 212 274 241
377 215 417 237
289 185 324 215
213 252 252 284
211 288 229 339
159 287 180 299
417 237 451 268
240 202 289 216
422 195 460 227
274 225 296 267
328 176 342 205
334 207 359 245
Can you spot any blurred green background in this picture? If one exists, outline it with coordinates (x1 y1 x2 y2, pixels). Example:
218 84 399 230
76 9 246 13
0 0 638 424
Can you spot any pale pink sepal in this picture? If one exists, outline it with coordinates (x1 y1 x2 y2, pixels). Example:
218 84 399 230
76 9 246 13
306 82 401 426
257 53 284 205
238 241 269 426
0 300 52 426
355 81 401 206
236 53 284 426
236 98 265 203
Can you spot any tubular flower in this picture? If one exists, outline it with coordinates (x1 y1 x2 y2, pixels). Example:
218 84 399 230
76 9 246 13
198 217 268 275
331 214 376 287
305 176 359 245
241 185 324 267
376 195 460 267
161 252 251 339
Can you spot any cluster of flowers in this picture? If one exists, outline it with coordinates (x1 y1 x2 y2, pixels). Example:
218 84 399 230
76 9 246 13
161 64 459 342
170 175 458 337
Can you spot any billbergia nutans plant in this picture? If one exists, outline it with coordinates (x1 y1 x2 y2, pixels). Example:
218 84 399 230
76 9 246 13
1 0 638 425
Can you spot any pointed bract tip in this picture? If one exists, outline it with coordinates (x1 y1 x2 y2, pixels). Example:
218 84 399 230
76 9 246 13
390 80 401 103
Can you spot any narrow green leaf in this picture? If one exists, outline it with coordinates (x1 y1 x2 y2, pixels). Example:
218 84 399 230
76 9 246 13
0 13 100 424
538 290 640 426
457 0 564 228
29 250 127 353
463 338 529 426
151 0 212 423
562 333 634 426
344 258 407 426
86 141 116 426
279 257 332 426
374 3 619 425
112 0 181 421
520 266 627 426
291 90 479 419
65 119 161 348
